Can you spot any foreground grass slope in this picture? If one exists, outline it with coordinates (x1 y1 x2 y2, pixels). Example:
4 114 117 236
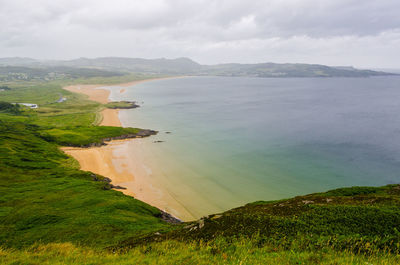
2 240 399 265
167 185 400 251
2 184 400 264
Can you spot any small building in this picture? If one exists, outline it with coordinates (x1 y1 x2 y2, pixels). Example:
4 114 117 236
15 103 39 109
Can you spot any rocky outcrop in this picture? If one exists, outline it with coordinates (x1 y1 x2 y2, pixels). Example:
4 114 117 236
91 173 127 191
159 210 182 224
103 129 158 142
91 173 112 183
79 142 107 148
111 185 127 190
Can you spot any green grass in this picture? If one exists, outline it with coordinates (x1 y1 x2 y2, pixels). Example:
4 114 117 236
0 101 21 114
105 101 138 109
40 126 141 146
0 81 101 128
2 239 400 265
116 185 400 257
0 74 165 128
0 119 172 249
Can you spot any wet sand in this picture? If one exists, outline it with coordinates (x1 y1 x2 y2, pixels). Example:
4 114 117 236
100 109 121 126
61 139 195 220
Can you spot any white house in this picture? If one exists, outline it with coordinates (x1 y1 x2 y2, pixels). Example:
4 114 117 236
13 103 39 109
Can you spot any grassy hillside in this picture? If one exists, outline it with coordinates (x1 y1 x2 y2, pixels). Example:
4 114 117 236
1 76 400 264
40 126 143 147
1 240 399 264
0 77 175 250
1 184 400 264
165 185 400 252
0 119 170 249
200 62 393 77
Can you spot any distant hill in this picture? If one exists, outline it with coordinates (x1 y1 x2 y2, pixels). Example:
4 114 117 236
371 68 400 74
0 57 39 66
42 57 202 74
0 57 395 77
200 62 394 77
0 65 123 81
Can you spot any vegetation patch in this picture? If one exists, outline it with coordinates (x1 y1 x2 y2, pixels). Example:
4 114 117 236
115 184 400 259
0 101 21 114
39 126 149 147
105 101 139 109
1 240 400 265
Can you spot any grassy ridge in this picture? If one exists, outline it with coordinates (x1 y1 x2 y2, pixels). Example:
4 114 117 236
40 126 141 146
116 185 400 256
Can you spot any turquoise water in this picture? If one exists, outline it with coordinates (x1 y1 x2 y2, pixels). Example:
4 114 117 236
110 76 400 218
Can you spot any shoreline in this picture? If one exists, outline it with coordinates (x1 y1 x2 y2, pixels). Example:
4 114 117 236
62 77 195 221
64 76 181 127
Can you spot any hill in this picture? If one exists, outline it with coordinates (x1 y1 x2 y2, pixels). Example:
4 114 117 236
200 62 392 77
0 65 125 82
0 57 394 77
53 57 203 74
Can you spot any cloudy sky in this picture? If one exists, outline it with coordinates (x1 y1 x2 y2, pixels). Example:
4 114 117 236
0 0 399 68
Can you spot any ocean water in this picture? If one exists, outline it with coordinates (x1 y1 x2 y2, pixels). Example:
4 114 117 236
109 76 400 218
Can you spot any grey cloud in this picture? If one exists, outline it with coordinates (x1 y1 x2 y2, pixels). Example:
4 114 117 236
0 0 399 67
2 0 400 37
252 0 400 37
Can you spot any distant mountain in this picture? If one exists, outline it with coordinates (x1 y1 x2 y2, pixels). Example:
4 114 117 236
371 68 400 74
0 57 39 66
0 57 395 77
46 57 202 74
332 66 357 71
199 62 393 77
0 65 123 82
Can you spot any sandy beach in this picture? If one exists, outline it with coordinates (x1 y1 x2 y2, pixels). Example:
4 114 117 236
63 83 120 126
62 77 195 221
62 139 195 220
99 109 121 127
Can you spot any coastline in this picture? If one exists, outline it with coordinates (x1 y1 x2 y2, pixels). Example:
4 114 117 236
62 77 195 221
63 83 120 126
64 77 182 127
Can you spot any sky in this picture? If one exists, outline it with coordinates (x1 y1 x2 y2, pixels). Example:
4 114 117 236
0 0 399 68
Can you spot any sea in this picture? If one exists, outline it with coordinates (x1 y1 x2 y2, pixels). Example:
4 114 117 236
108 76 400 218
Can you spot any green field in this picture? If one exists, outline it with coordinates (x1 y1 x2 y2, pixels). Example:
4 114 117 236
1 75 400 264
